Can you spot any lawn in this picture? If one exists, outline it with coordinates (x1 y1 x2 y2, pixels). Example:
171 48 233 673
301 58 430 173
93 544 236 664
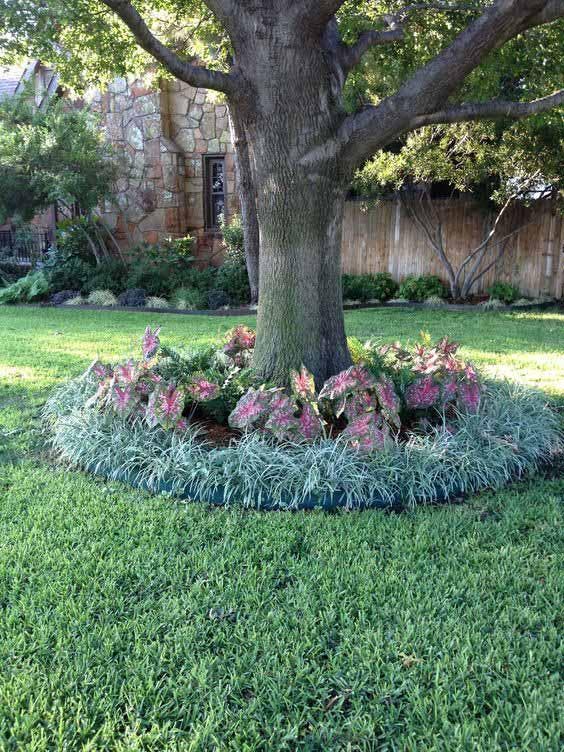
0 305 563 751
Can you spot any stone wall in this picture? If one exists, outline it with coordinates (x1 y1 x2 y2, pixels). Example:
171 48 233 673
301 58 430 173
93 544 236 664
93 74 237 263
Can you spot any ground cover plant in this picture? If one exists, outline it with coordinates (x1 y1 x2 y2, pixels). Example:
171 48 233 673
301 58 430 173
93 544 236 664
0 305 563 749
43 319 561 509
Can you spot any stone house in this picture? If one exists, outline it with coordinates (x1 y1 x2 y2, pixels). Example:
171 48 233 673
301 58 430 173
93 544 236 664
0 63 238 264
91 75 238 263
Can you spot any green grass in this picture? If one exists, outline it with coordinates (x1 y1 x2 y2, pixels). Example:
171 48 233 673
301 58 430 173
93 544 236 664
1 305 563 750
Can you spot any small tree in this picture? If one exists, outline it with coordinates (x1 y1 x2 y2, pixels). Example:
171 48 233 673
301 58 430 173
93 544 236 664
0 92 120 251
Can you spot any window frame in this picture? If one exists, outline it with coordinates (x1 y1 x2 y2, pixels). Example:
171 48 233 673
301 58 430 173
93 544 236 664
202 154 227 231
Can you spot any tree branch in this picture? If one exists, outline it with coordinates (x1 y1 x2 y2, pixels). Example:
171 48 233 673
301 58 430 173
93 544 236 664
409 89 564 128
100 0 238 94
339 3 484 74
340 27 405 73
340 0 564 167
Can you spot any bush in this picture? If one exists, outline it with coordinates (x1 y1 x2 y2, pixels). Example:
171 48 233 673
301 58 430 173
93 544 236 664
64 296 85 306
84 259 129 295
86 289 118 307
424 295 447 307
208 289 230 309
50 289 81 305
220 213 245 264
0 270 50 304
398 275 446 302
46 255 94 294
146 296 170 309
214 262 250 305
118 288 147 307
125 237 196 296
488 281 520 305
342 273 398 303
171 287 208 310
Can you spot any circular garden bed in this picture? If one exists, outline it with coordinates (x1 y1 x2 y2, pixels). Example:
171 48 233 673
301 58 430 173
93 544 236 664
43 327 562 511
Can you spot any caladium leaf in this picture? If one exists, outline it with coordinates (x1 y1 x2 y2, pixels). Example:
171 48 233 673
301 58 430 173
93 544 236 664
111 384 138 417
142 326 161 360
405 376 441 409
290 366 316 402
187 376 220 402
152 383 185 429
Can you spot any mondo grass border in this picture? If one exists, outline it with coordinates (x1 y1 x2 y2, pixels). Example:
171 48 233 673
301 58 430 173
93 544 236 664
43 376 563 511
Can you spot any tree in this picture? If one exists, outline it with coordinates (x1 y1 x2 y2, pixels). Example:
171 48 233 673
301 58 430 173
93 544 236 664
2 0 562 383
0 93 120 226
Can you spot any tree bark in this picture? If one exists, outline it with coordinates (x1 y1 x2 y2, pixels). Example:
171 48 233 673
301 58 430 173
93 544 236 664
252 168 351 386
229 17 354 385
228 106 260 304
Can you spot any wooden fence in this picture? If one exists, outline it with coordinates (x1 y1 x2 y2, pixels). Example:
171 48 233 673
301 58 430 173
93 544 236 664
341 198 564 299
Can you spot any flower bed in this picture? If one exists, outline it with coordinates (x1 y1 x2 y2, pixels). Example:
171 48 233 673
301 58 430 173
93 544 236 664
43 327 562 510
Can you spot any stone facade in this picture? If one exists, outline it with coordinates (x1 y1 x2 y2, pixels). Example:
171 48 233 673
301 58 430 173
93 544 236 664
91 75 237 263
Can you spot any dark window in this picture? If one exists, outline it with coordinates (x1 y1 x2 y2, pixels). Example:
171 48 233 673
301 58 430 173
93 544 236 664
203 156 226 230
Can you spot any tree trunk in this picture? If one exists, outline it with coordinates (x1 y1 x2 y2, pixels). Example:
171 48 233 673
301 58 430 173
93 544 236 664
228 106 260 303
251 165 351 386
229 18 354 385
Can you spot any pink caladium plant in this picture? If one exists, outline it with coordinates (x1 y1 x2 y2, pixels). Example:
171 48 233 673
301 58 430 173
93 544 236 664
187 376 220 402
319 365 374 402
91 361 112 380
224 325 256 366
114 360 138 385
298 402 323 439
458 379 481 413
264 397 300 440
151 383 185 429
142 326 161 360
290 365 316 402
342 413 386 453
111 384 138 417
441 377 459 403
374 376 401 428
405 376 441 409
343 390 376 422
228 388 271 430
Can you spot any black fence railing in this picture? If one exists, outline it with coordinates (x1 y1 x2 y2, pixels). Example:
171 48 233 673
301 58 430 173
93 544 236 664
0 226 53 265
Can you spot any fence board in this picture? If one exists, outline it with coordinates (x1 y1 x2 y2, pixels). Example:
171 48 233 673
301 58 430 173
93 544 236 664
341 198 563 299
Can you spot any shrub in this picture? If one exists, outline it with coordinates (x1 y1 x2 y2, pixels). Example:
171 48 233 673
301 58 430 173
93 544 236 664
488 281 520 305
424 295 447 307
220 213 245 264
86 289 118 306
0 270 50 304
146 296 170 309
125 237 196 296
208 289 230 309
479 297 505 310
342 273 398 303
398 275 446 302
118 288 147 307
171 287 208 310
45 364 562 510
84 259 129 294
64 296 85 306
50 289 81 305
176 266 217 293
46 255 94 294
214 262 250 305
